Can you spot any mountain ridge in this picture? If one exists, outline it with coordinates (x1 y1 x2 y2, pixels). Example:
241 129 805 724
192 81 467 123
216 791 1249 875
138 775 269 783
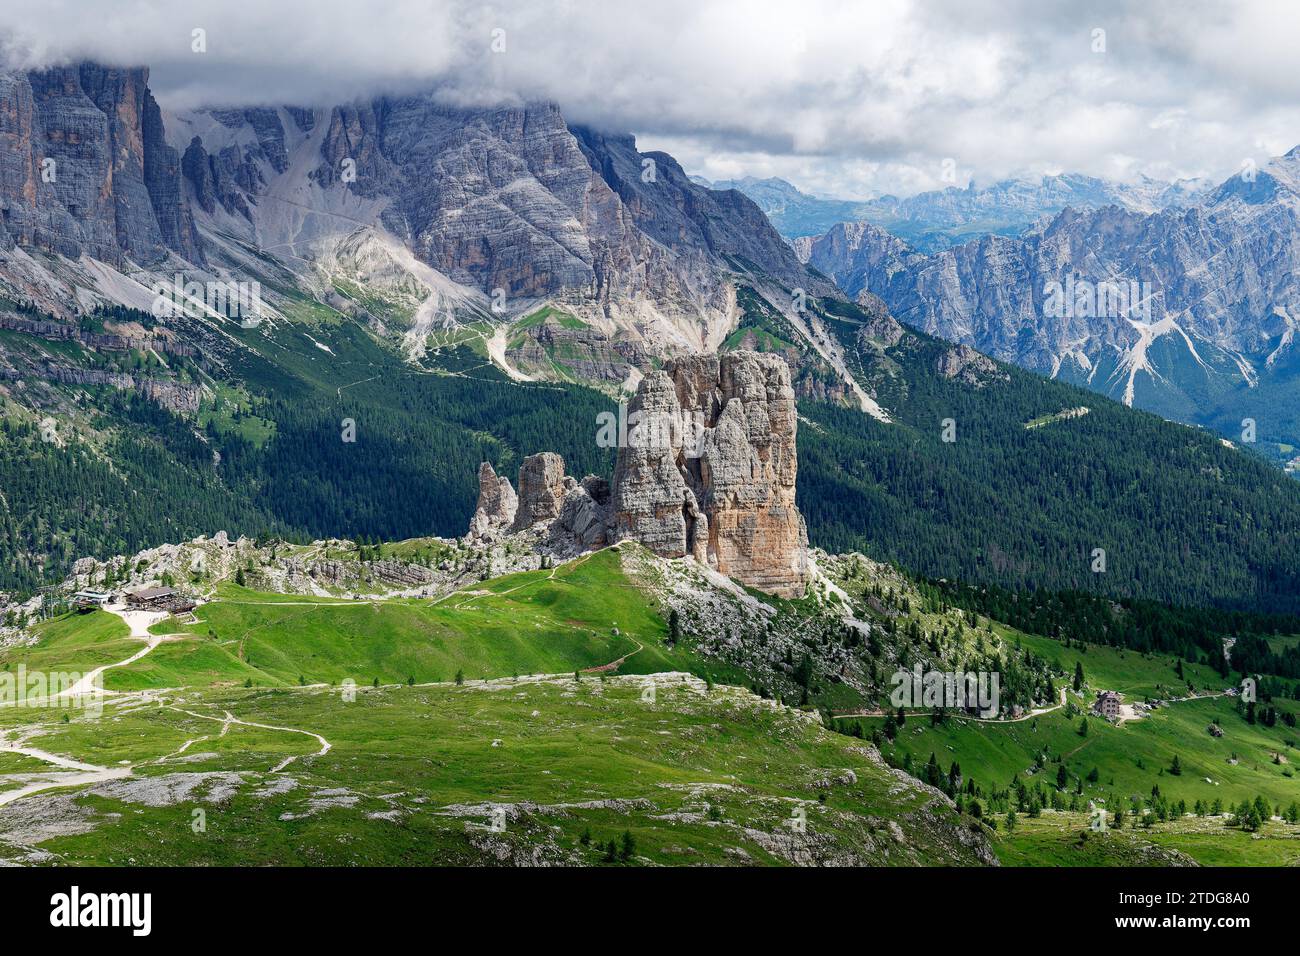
800 150 1300 472
703 172 1209 250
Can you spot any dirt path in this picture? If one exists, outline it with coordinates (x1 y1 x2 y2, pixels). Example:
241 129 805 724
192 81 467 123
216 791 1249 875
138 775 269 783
63 605 184 699
0 735 130 807
0 605 176 709
581 639 645 674
164 705 331 774
0 765 131 808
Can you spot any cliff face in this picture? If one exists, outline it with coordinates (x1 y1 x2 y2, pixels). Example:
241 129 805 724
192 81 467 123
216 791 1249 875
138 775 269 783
467 462 518 539
612 351 808 597
468 351 809 598
161 92 838 364
2 59 846 392
802 150 1300 423
0 64 200 266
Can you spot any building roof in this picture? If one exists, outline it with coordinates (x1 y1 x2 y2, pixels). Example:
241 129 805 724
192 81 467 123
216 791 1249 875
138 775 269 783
129 586 176 600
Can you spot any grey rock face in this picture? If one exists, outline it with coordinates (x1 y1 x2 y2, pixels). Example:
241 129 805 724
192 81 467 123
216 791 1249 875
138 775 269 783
468 462 518 540
511 452 571 533
804 150 1300 419
462 353 808 596
181 137 253 220
725 172 1208 250
555 476 611 549
612 350 809 597
0 63 199 265
506 314 647 384
466 455 610 552
610 369 696 558
196 92 832 347
936 344 1008 386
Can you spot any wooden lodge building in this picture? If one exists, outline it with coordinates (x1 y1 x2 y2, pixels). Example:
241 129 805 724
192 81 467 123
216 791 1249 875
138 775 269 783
124 586 196 613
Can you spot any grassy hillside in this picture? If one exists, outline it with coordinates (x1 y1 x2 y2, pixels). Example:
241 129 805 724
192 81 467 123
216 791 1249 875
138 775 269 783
992 812 1300 867
0 677 991 866
5 545 1298 866
1 609 135 673
833 616 1300 864
851 692 1299 811
0 551 700 693
0 552 990 866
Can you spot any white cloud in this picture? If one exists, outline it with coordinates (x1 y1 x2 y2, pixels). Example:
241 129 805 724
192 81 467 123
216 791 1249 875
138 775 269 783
2 0 1298 198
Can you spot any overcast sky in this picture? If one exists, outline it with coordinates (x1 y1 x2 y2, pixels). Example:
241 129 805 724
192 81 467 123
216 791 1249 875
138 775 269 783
4 0 1299 199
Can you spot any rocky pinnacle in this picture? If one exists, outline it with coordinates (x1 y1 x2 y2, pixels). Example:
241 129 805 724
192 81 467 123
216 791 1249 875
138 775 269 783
468 350 810 598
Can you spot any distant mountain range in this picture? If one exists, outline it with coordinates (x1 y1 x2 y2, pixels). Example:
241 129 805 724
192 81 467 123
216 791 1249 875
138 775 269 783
696 173 1209 252
798 150 1300 474
3 61 1300 614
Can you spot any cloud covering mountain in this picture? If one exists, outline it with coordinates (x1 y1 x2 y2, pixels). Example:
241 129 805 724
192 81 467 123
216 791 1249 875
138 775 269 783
4 0 1300 199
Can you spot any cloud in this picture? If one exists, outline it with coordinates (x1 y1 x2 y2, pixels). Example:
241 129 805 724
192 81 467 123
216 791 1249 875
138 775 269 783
2 0 1298 198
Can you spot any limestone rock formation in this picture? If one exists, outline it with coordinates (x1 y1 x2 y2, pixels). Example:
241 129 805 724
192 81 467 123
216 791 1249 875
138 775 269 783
612 350 809 597
463 352 810 597
468 462 518 540
936 344 1008 386
0 64 201 265
467 454 610 552
510 453 570 533
553 476 611 550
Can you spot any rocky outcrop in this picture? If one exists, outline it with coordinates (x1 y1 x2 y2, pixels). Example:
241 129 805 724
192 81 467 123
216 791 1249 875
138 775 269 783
466 351 809 597
936 345 1008 386
0 64 201 265
171 92 835 362
556 476 611 550
467 454 610 552
506 315 646 385
468 462 518 540
0 313 199 357
610 368 702 559
0 360 201 413
510 453 570 532
181 137 253 221
612 351 808 597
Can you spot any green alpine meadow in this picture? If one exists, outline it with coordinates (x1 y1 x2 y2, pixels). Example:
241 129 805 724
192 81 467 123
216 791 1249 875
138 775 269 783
0 9 1296 936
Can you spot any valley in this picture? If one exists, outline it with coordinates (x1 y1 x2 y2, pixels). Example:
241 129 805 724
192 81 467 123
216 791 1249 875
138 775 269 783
0 544 999 867
2 533 1296 867
0 27 1297 881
